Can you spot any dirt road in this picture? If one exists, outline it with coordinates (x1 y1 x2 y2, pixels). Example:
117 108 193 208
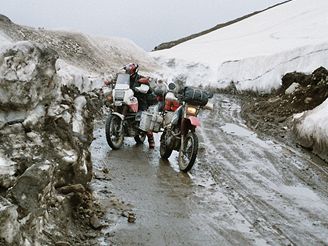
91 94 328 246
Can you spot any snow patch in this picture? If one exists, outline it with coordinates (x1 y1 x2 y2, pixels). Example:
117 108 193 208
72 96 87 135
0 153 16 176
0 31 12 46
279 184 328 212
293 98 328 161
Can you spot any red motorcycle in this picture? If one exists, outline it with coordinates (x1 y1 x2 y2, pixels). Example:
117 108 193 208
160 83 213 172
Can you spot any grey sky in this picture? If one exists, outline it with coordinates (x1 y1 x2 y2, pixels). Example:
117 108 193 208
0 0 284 51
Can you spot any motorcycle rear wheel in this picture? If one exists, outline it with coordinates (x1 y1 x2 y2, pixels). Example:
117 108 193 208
160 131 173 159
105 114 124 150
178 132 198 172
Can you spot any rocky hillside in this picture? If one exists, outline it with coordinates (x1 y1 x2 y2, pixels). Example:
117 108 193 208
0 15 159 75
0 15 158 245
0 40 98 245
241 67 328 161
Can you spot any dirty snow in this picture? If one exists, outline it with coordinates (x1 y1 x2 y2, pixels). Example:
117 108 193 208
293 98 328 161
0 154 15 176
0 30 12 45
55 59 103 92
72 96 87 135
86 35 159 72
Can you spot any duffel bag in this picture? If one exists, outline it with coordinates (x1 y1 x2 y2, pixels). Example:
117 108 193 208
183 87 209 106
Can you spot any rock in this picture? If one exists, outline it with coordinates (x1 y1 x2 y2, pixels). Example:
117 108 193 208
0 14 12 23
0 42 58 110
0 174 16 189
281 72 307 92
55 241 71 246
304 97 312 104
57 184 85 195
0 197 20 244
102 167 109 174
127 212 136 223
9 163 54 213
89 214 104 229
285 82 300 95
0 26 98 245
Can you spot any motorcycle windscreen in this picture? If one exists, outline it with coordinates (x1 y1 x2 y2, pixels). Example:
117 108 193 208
115 73 130 90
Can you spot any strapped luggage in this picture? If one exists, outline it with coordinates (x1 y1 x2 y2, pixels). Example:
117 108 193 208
183 87 209 106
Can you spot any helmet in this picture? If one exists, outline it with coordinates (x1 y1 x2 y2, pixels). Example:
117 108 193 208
123 63 139 76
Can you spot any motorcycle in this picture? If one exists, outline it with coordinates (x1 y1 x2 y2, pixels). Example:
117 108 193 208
160 83 213 172
105 73 149 149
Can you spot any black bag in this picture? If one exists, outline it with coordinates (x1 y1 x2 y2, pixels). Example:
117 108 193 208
183 87 209 106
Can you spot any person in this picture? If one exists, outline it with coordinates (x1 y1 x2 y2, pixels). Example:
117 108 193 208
123 63 156 149
153 79 168 112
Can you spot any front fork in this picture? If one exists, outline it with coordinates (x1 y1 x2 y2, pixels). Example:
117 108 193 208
112 105 127 134
179 117 196 160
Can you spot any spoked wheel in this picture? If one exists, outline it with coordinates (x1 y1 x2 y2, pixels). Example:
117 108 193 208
134 132 146 144
178 132 198 172
105 114 124 150
160 131 172 159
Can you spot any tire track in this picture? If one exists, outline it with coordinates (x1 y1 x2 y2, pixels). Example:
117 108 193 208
196 94 328 245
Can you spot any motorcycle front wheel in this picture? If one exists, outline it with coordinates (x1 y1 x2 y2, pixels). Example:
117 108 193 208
178 132 198 172
105 114 124 150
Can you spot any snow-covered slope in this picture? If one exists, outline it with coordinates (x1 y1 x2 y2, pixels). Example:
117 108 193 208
152 0 328 162
152 0 328 92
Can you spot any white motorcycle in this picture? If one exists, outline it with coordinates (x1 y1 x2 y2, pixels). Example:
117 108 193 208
105 73 150 149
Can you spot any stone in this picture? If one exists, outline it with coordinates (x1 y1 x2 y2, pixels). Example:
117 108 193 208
9 163 54 212
57 184 85 195
0 196 20 244
304 97 312 104
285 82 300 95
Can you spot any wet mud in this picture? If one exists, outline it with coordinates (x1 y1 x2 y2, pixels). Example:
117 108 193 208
90 94 328 246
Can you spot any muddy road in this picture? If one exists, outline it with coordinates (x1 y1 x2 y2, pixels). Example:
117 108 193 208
90 94 328 246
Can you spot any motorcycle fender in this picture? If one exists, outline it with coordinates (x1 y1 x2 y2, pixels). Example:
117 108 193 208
187 116 201 127
111 112 125 121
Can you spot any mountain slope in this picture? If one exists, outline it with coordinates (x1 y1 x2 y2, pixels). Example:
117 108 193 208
151 0 328 92
153 0 292 51
0 16 159 76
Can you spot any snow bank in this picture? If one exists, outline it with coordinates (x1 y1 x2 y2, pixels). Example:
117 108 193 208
152 0 328 92
293 99 328 161
55 59 104 92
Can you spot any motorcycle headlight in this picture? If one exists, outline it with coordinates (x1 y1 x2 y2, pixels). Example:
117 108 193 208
186 106 198 116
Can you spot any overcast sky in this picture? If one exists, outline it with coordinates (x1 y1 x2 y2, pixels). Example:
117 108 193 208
0 0 284 51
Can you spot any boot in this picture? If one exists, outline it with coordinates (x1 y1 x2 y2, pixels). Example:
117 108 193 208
147 132 155 149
